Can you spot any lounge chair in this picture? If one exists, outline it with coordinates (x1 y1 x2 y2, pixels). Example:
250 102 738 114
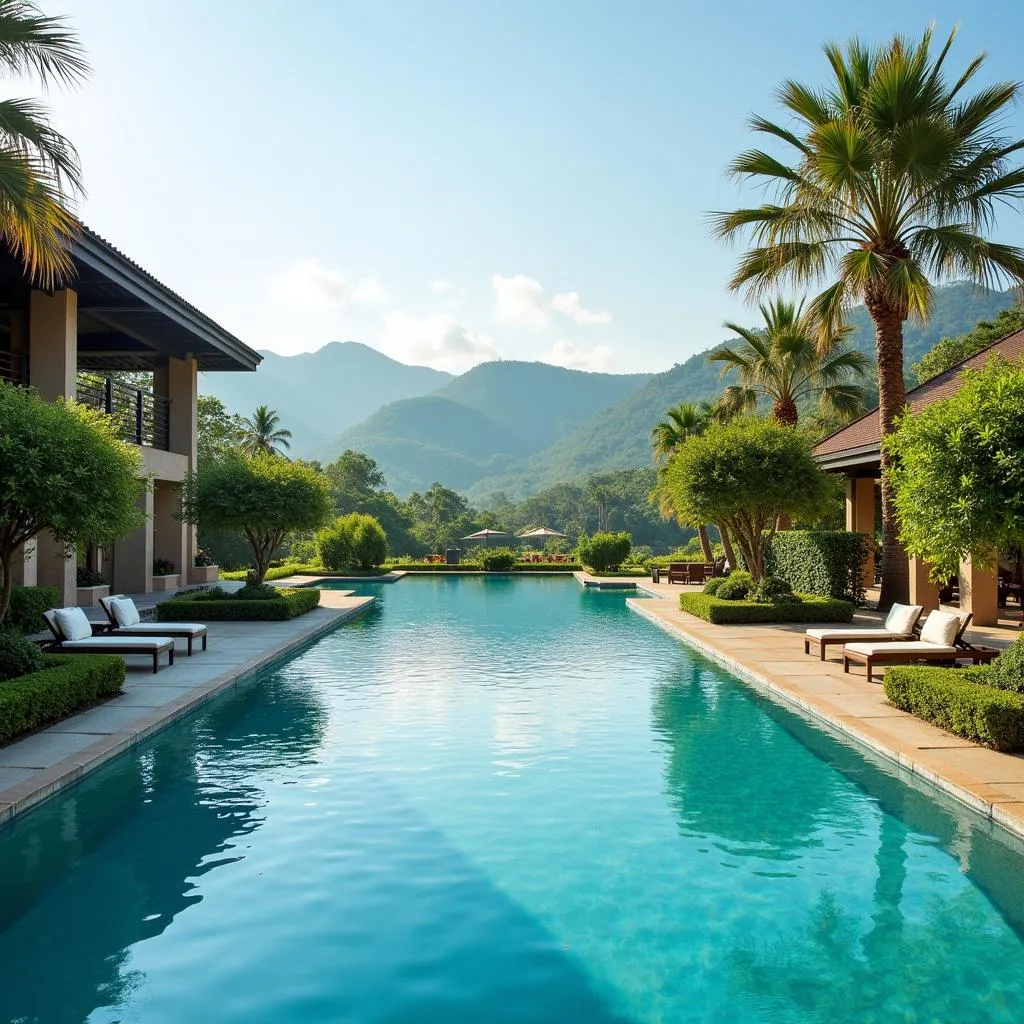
43 607 175 674
99 594 208 656
803 603 923 661
841 611 996 680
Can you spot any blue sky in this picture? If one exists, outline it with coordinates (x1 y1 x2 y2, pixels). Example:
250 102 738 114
45 0 1024 374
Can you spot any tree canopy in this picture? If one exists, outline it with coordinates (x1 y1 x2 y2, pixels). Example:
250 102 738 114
0 383 146 619
912 303 1024 384
241 405 292 456
885 359 1024 578
663 419 830 579
180 452 332 583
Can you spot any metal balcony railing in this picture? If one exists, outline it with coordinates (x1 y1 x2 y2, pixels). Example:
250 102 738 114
0 350 26 385
76 372 171 450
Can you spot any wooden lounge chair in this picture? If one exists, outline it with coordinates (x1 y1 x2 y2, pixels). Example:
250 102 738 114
100 594 208 655
842 611 996 680
43 608 175 674
804 603 923 661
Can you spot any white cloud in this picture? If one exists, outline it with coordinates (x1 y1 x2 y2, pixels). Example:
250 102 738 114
550 291 612 325
541 340 614 372
379 311 500 373
271 260 387 308
492 273 549 326
430 279 455 292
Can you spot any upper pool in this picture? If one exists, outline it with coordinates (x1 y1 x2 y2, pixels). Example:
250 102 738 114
1 575 1023 1023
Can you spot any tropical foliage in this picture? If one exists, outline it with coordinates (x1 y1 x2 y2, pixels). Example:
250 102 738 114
241 404 292 455
714 26 1024 606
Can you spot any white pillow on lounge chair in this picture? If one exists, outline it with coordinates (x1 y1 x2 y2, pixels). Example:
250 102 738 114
54 606 92 641
883 603 922 635
919 610 961 647
110 597 141 627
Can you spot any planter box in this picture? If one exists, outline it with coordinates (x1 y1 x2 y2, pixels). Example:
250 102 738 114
151 573 180 592
190 564 220 584
76 584 110 607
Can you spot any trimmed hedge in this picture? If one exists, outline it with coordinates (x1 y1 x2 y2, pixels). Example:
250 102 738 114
884 665 1024 751
1 585 61 635
156 587 321 621
0 654 125 745
766 531 869 604
679 592 854 624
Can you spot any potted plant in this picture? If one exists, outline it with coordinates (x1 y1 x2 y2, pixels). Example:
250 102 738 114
191 548 220 584
76 565 110 606
151 558 180 592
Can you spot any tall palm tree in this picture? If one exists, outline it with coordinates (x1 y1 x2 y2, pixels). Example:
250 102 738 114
651 402 726 564
710 297 869 426
241 405 292 455
0 1 89 288
713 26 1024 607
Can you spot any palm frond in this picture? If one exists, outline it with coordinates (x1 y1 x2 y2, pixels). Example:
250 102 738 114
0 0 89 87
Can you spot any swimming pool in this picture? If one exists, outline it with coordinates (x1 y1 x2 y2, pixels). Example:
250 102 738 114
1 575 1023 1023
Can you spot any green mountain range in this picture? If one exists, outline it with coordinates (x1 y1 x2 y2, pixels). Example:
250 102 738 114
201 283 1015 500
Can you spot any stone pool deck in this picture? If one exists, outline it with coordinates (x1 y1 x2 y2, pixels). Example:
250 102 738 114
628 586 1024 842
0 589 374 827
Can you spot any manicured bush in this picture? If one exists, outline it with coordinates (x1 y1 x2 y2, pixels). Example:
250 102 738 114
703 576 726 596
884 665 1024 751
987 636 1024 694
345 513 388 570
577 531 632 573
748 575 795 604
0 630 45 682
481 548 517 571
157 587 321 621
0 655 125 745
317 522 352 570
76 566 107 588
715 571 754 601
0 585 60 635
766 530 869 603
679 592 854 624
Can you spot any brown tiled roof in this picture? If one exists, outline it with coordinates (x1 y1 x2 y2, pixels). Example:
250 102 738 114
814 326 1024 462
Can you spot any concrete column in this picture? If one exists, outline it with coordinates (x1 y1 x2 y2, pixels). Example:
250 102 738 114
28 289 78 603
166 356 198 576
847 477 876 588
111 487 154 595
9 543 37 588
152 481 187 577
959 555 999 626
909 556 941 613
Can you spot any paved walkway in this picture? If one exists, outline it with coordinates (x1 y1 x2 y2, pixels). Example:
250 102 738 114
629 591 1024 841
0 589 374 826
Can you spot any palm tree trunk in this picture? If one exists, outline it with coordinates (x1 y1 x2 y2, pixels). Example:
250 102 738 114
868 299 910 609
697 526 713 562
773 397 799 426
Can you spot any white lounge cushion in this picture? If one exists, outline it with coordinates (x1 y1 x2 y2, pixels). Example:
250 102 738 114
806 628 909 642
845 641 958 657
60 635 172 650
884 603 923 635
919 610 961 647
110 597 141 627
54 606 93 642
112 623 205 636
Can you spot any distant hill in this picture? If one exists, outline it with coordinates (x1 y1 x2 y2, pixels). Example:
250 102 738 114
468 283 1016 501
312 361 651 494
199 341 451 457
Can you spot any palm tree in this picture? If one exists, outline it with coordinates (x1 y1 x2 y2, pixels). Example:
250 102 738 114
713 26 1024 607
710 297 869 426
0 2 89 289
651 402 727 564
241 405 292 455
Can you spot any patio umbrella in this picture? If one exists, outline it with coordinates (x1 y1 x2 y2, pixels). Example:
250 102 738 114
518 527 568 540
461 528 513 548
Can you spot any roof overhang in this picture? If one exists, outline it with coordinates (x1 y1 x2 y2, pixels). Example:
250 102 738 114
815 442 881 474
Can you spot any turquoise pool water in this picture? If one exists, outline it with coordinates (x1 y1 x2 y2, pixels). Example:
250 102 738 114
1 575 1024 1023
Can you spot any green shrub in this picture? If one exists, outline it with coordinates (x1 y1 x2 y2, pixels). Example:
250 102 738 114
884 665 1024 751
0 629 45 682
748 575 795 604
987 635 1024 694
0 654 125 745
481 547 517 571
346 513 388 570
679 592 854 624
577 531 632 573
716 571 754 601
0 586 61 635
703 576 726 596
157 587 320 621
317 522 352 570
766 530 869 603
76 566 107 587
288 537 318 564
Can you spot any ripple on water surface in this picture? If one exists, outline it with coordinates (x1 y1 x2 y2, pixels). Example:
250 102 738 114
0 575 1023 1023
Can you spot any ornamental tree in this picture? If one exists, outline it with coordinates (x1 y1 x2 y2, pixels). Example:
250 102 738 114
664 418 830 580
0 382 146 622
885 359 1024 579
180 453 332 584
